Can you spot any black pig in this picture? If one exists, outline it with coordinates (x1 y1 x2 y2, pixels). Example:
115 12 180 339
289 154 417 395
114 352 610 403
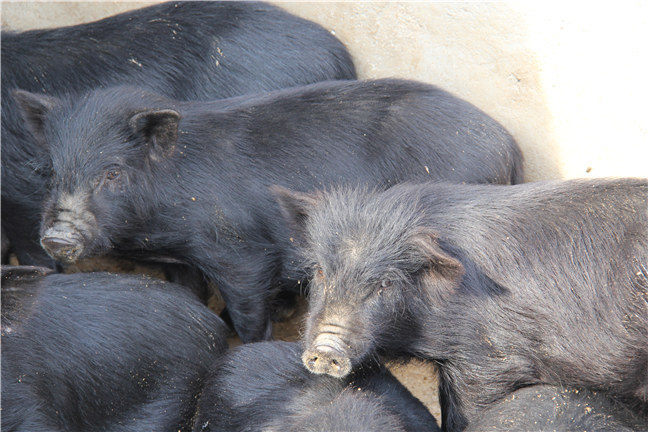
1 0 356 266
193 341 440 432
274 178 648 431
14 78 522 341
465 385 646 432
1 266 229 432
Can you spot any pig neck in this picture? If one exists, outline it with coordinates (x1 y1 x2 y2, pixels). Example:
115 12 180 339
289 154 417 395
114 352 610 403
125 140 267 265
411 265 542 430
119 164 220 259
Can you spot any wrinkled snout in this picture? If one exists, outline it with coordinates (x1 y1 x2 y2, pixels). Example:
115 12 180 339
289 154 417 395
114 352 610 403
302 332 352 378
302 345 351 378
40 227 84 263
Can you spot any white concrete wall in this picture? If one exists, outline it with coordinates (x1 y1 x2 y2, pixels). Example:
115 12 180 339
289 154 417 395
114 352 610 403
3 1 647 181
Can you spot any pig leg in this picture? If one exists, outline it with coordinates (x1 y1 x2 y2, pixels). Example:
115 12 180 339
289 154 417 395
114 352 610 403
218 283 273 342
3 223 55 267
270 289 299 322
1 226 10 263
2 201 55 267
164 263 211 304
213 262 276 342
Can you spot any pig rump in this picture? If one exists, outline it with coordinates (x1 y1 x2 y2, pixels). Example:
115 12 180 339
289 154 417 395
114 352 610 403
1 267 229 432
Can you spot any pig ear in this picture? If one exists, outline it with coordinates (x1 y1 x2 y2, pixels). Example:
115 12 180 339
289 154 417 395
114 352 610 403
129 109 180 161
12 89 59 143
410 228 464 282
270 185 319 241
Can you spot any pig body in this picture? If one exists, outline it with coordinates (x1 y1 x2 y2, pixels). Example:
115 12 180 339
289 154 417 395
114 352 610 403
1 266 229 432
193 341 440 432
1 0 356 267
465 385 646 432
275 178 648 431
17 78 522 341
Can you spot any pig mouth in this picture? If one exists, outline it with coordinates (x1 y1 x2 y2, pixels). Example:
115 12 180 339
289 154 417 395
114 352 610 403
302 331 353 378
40 226 85 263
40 191 100 263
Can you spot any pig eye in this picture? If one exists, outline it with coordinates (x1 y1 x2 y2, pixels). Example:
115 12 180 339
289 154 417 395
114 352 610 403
94 167 123 190
380 279 393 288
105 169 121 182
316 268 325 279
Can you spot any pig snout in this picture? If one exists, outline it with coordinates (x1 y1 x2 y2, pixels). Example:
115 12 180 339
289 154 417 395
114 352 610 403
40 227 84 263
302 346 351 378
302 332 352 378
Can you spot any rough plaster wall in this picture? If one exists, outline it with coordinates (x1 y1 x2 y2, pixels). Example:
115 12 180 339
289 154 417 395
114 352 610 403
3 1 647 180
3 0 647 423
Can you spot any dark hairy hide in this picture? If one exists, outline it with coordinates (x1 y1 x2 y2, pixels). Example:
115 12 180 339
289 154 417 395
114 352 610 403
1 0 355 266
193 341 440 432
1 266 229 432
283 178 647 431
22 78 521 342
